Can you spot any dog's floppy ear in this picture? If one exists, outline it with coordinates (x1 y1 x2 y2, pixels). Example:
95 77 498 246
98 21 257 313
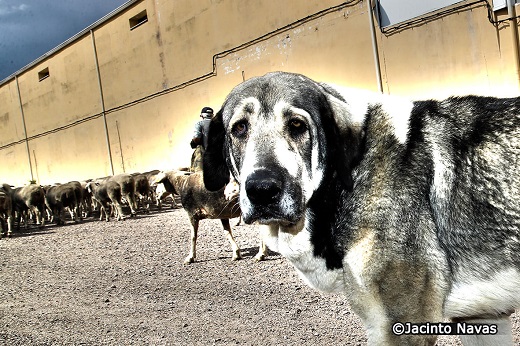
320 84 365 191
203 109 231 191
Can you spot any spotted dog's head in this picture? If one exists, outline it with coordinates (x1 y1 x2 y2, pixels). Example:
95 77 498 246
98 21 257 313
203 72 364 226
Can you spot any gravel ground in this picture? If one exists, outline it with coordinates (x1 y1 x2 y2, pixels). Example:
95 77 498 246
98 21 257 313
0 206 518 345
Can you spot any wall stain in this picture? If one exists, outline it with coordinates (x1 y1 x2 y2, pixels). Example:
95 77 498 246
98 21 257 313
0 113 9 127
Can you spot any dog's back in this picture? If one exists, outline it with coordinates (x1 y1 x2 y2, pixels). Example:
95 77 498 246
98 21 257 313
425 96 519 266
415 96 520 321
174 172 240 221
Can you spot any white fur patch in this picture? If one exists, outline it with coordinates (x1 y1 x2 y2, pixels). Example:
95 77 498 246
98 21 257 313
445 269 520 318
430 141 454 200
326 85 413 144
378 94 413 144
223 177 239 200
427 135 455 232
273 140 298 177
272 101 325 202
228 97 262 182
229 96 261 126
237 131 259 214
345 232 376 289
266 212 345 294
272 101 305 179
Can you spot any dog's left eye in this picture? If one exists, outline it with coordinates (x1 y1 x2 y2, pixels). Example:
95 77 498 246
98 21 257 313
288 119 307 136
232 121 248 138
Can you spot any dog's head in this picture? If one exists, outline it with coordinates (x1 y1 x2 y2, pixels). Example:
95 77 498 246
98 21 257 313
203 72 364 226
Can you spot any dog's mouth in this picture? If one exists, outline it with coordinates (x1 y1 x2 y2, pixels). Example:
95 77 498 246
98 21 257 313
244 215 298 227
241 205 302 227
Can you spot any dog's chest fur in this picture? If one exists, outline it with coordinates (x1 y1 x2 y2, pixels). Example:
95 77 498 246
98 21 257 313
261 212 346 294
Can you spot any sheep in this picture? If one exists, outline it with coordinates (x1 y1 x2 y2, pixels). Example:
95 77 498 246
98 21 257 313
85 179 124 222
154 182 177 209
155 170 241 263
0 184 14 239
12 184 46 230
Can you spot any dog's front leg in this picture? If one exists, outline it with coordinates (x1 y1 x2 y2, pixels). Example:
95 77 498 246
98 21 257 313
345 254 445 345
252 224 279 261
220 218 242 261
184 216 198 264
253 238 267 262
352 292 442 346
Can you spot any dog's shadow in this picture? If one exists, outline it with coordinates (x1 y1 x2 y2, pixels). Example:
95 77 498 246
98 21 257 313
222 246 281 262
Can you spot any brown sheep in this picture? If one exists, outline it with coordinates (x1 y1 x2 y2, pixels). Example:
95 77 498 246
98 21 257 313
155 170 241 263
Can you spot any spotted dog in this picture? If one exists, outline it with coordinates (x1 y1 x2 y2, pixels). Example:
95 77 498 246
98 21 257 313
202 72 520 345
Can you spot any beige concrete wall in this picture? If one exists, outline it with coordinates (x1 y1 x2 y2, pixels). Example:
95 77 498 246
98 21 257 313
377 3 520 98
0 79 25 144
0 0 519 186
0 144 32 185
0 78 33 184
27 118 112 184
16 34 102 137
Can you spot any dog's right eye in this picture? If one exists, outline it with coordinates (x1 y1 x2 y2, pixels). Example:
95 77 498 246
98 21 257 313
288 118 307 137
232 121 248 137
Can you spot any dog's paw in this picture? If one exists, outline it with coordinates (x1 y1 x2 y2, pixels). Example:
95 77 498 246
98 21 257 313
253 253 266 262
184 256 195 264
232 251 242 261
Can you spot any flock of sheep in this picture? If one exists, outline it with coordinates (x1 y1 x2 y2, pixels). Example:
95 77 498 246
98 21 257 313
0 168 253 264
0 170 168 237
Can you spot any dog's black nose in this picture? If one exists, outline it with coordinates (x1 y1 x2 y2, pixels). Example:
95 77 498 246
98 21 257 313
245 170 282 205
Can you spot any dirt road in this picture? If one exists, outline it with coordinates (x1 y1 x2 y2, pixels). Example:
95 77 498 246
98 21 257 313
1 208 518 345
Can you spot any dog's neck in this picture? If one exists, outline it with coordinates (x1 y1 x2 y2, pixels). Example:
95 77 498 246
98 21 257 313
270 170 348 258
265 175 348 294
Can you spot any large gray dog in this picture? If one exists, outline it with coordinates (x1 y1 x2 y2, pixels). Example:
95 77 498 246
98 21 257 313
202 72 519 345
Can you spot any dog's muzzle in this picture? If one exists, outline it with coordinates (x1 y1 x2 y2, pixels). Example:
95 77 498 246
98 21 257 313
242 169 302 225
245 169 282 206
